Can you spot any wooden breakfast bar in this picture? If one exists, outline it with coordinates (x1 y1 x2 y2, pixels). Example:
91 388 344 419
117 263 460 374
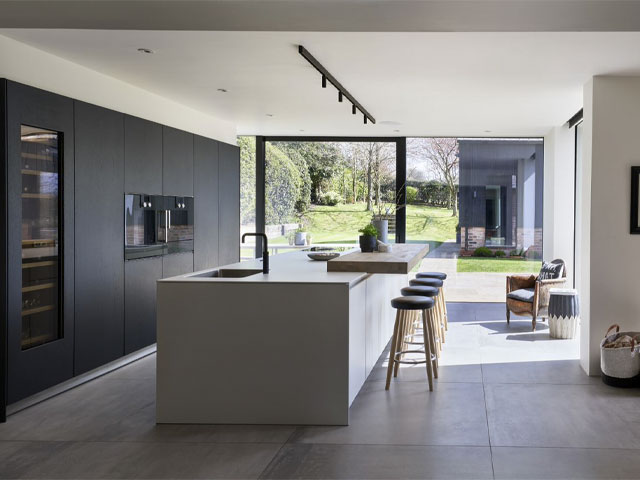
156 244 428 426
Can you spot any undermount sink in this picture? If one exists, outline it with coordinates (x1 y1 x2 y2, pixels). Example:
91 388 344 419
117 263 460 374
194 268 263 278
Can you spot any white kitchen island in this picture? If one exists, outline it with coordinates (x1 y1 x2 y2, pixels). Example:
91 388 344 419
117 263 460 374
156 244 428 425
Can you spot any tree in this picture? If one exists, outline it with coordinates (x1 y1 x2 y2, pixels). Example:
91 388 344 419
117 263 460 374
237 136 256 226
412 138 459 216
278 142 343 202
350 142 396 211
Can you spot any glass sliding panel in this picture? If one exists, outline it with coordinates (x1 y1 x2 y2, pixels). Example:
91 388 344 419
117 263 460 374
238 136 257 260
20 125 62 350
265 141 396 255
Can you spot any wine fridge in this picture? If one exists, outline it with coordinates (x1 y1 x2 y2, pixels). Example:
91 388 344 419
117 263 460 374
5 82 75 405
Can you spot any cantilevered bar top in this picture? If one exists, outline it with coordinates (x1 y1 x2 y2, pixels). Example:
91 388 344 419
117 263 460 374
327 243 429 274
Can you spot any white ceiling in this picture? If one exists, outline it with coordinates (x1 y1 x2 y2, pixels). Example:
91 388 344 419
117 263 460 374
3 30 640 137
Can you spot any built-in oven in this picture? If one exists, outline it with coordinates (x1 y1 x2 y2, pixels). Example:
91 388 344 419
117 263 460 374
125 194 194 260
161 196 194 255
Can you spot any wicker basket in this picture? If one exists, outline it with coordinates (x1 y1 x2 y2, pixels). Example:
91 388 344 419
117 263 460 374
600 325 640 386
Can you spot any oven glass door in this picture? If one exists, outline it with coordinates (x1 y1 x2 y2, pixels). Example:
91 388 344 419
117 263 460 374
124 194 167 260
165 196 194 255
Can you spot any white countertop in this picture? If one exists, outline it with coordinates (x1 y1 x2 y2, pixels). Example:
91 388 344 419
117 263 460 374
158 249 369 286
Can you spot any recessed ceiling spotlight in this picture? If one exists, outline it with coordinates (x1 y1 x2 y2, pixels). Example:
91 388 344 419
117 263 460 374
266 114 274 117
217 88 228 93
137 48 154 54
394 129 400 133
299 129 305 132
484 130 492 133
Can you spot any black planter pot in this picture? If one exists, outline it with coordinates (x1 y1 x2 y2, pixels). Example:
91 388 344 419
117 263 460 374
359 235 377 253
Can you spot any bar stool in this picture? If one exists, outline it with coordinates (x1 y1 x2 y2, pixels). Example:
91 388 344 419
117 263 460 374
400 285 442 357
386 296 438 391
416 272 449 331
409 278 446 344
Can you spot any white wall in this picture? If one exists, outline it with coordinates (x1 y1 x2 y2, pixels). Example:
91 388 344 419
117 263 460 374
0 34 237 145
543 124 576 283
580 76 640 374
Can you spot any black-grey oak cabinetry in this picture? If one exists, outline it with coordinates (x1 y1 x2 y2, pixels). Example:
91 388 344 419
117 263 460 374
162 126 193 196
124 116 162 195
74 102 125 375
1 79 240 417
194 135 219 271
162 252 194 279
5 81 75 404
218 142 240 265
124 257 162 354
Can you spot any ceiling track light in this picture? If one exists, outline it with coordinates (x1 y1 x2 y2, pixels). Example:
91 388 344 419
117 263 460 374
298 45 375 125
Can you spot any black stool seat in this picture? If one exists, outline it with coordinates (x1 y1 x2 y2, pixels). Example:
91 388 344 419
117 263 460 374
401 285 439 297
410 278 444 288
416 272 447 280
391 295 435 311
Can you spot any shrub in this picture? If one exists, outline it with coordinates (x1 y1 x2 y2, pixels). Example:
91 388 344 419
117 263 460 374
265 145 301 224
494 250 506 257
318 191 341 206
473 247 493 257
509 249 523 257
405 186 418 204
359 224 379 237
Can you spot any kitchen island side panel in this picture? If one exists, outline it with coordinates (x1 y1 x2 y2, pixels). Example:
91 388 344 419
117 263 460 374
156 281 350 425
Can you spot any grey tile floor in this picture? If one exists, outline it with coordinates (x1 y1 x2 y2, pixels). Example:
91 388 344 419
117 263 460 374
2 302 640 479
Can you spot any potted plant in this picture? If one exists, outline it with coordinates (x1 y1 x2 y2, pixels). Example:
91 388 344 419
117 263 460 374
359 223 379 253
294 227 307 246
372 187 406 244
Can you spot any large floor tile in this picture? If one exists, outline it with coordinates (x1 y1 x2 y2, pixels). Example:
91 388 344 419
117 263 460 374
492 446 640 479
0 440 281 479
101 404 296 444
292 381 489 446
367 363 483 384
485 383 640 449
260 443 494 480
0 378 155 442
482 359 599 385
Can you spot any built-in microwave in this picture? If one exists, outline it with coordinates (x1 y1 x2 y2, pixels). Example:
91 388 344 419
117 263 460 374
124 194 194 260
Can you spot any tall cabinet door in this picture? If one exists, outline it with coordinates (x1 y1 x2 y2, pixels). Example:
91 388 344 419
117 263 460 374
124 115 162 195
124 116 163 354
162 126 193 196
194 135 219 271
218 142 240 265
6 82 75 403
74 102 124 375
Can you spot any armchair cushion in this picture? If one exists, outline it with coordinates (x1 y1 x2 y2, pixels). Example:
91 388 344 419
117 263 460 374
507 288 535 303
539 261 564 280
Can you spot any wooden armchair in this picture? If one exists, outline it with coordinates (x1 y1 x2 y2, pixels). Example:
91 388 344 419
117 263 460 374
506 259 567 331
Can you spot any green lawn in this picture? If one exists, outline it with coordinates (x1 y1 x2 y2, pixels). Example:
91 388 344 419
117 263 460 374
457 258 542 273
269 203 457 247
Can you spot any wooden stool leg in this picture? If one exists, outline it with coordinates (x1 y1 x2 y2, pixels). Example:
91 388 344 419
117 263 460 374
436 294 445 346
440 286 449 331
394 310 408 377
386 310 402 390
427 308 439 378
433 298 442 356
421 309 434 391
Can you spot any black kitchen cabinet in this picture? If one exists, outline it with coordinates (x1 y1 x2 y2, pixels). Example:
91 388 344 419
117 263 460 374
124 256 162 354
162 126 193 196
162 252 194 279
218 142 240 265
124 115 162 195
74 101 125 375
194 135 219 271
5 81 75 404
